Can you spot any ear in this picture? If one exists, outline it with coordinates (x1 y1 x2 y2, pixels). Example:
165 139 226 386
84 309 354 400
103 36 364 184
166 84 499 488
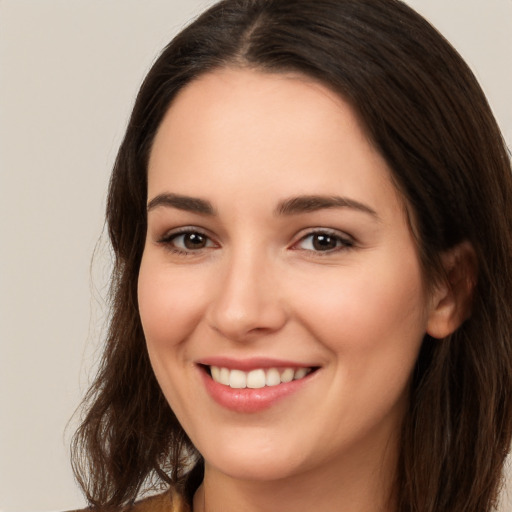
426 241 477 340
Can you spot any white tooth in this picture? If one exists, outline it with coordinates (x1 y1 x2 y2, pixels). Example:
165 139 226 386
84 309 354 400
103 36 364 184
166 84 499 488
247 369 266 389
280 368 294 383
229 369 247 389
219 367 230 386
294 368 308 380
211 366 221 382
266 368 281 387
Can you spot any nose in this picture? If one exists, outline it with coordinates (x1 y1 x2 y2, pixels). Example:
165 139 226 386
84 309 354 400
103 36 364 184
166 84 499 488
206 248 288 342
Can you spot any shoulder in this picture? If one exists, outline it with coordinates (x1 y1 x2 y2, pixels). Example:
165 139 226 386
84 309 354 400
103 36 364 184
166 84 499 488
68 489 190 512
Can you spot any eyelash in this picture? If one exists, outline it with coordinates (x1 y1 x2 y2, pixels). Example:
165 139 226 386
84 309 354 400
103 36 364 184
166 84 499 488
293 229 355 254
157 228 355 255
157 228 216 255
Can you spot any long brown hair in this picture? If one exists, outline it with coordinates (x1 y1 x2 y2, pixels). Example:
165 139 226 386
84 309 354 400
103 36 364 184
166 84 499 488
72 1 512 510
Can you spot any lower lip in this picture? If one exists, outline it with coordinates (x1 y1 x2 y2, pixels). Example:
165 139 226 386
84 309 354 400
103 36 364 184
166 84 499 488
200 368 314 413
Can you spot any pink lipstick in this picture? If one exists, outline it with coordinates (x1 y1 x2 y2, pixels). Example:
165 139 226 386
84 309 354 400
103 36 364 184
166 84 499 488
197 358 319 413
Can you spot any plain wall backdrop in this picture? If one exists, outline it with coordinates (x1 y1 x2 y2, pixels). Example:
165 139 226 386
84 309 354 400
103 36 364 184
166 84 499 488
0 1 510 511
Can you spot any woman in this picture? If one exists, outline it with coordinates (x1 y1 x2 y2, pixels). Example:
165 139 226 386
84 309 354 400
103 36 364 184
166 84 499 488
71 0 512 511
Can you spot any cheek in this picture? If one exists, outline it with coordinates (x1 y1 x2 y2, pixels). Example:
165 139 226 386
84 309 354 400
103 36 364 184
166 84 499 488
137 255 208 349
300 255 427 426
291 251 428 355
137 255 210 416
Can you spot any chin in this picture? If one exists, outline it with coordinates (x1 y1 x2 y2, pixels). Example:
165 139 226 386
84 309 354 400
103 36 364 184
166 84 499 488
209 457 304 482
200 440 308 482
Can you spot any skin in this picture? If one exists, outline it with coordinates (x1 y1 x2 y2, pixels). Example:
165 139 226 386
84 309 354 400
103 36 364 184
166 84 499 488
138 68 459 512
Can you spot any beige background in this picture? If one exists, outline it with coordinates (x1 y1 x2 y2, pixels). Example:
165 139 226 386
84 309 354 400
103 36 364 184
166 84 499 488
0 1 510 511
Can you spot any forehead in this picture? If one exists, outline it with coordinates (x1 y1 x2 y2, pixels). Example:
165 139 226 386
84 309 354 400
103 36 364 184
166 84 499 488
147 68 403 218
151 68 368 161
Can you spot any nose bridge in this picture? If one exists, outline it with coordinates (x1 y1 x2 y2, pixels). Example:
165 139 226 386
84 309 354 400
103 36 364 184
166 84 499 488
208 242 286 340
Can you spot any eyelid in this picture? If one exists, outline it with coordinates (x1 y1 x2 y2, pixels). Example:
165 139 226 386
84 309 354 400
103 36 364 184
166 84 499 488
157 226 208 242
290 228 355 253
157 226 219 254
155 226 355 255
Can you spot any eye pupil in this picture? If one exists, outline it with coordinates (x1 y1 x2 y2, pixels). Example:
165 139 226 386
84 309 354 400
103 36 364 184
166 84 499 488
312 234 337 251
184 233 207 249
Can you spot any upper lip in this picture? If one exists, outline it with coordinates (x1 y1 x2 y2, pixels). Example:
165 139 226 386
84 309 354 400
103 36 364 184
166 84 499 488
197 357 319 372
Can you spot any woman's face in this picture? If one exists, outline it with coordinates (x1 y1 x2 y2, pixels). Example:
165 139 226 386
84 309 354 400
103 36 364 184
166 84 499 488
138 68 437 482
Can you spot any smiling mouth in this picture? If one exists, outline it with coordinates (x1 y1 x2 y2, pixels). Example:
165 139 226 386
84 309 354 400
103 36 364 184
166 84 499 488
204 365 318 389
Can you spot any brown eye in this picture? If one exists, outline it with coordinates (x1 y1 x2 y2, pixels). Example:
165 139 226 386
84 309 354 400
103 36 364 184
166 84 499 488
312 233 338 251
182 232 207 249
162 231 215 253
295 231 354 253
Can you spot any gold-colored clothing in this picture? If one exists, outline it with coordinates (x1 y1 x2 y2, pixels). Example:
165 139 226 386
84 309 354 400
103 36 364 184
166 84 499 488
70 489 190 512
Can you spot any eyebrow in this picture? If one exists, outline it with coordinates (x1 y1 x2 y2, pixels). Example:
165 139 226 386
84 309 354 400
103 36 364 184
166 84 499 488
147 192 378 219
147 193 216 215
275 195 379 219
